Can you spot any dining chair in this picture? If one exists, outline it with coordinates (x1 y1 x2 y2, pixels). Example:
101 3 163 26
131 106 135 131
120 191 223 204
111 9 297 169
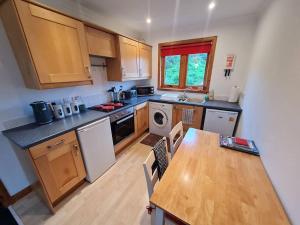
143 150 176 225
169 121 184 159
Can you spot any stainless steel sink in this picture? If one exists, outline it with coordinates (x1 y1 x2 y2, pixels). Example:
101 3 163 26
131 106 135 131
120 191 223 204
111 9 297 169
178 98 204 103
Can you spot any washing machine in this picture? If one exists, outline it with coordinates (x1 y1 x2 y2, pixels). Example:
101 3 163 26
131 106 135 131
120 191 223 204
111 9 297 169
149 102 173 137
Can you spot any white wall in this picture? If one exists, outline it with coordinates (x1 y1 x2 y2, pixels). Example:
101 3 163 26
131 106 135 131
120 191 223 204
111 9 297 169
240 0 300 223
0 0 144 195
143 15 259 100
38 0 142 38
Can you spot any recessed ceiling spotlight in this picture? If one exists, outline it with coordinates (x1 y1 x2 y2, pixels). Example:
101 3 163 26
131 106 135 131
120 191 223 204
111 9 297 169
208 2 216 10
146 18 152 24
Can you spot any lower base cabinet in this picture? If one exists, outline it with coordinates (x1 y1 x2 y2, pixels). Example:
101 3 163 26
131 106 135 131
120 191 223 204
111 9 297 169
29 131 86 211
135 102 149 137
172 104 204 131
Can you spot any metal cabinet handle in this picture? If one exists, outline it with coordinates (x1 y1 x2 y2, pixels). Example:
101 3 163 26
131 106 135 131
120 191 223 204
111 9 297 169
47 140 64 149
121 67 126 76
85 65 91 73
73 144 79 155
116 114 134 124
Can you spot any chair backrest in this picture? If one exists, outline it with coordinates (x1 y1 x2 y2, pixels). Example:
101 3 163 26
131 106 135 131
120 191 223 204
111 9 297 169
169 121 184 158
143 151 159 198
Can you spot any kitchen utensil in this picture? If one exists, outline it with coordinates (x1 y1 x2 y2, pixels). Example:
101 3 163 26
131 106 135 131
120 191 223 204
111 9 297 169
71 102 80 114
53 104 65 119
63 103 72 116
30 101 53 125
79 104 87 112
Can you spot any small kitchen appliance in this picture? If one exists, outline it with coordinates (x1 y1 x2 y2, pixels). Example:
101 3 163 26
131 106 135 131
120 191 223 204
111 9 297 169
30 101 53 125
123 90 137 99
135 86 154 96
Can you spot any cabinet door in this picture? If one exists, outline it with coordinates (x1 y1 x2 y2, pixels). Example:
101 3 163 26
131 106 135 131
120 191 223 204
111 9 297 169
119 36 139 79
30 132 86 203
173 105 203 131
138 43 152 78
85 26 116 58
15 0 91 84
136 103 149 136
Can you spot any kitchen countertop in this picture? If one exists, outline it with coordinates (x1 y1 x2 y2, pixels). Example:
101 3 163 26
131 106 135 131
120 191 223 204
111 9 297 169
2 95 241 149
148 98 242 112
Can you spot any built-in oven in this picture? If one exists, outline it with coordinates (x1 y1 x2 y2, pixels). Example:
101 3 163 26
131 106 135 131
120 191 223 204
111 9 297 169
110 107 135 145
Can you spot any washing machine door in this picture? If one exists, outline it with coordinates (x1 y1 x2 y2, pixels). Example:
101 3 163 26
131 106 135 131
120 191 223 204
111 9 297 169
153 110 168 127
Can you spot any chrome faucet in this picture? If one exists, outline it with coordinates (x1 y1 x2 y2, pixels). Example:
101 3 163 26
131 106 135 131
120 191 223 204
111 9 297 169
178 91 189 101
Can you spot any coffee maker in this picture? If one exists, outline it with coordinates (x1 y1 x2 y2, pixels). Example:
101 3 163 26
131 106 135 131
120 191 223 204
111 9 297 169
30 101 53 125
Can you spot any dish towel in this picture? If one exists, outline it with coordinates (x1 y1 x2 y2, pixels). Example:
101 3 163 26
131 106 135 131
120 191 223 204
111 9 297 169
182 109 194 125
152 138 169 179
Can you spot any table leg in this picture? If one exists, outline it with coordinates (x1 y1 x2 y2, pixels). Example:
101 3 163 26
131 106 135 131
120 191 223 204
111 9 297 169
155 207 164 225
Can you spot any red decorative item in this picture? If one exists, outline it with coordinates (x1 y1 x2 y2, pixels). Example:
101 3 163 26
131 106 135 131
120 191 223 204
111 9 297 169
233 137 249 147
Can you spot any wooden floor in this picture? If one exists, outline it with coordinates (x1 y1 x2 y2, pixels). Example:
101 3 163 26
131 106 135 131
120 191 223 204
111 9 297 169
12 134 155 225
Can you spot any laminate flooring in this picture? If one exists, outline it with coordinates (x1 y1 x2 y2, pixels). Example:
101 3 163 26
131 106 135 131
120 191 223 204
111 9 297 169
12 134 155 225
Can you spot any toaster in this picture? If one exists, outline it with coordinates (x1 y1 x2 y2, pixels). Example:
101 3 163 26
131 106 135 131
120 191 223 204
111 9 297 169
123 90 137 99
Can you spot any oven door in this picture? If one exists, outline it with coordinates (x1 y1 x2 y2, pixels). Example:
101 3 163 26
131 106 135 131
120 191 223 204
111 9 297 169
111 114 135 145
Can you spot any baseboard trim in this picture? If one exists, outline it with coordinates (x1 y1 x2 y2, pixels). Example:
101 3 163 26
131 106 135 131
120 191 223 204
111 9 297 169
10 185 33 204
0 180 35 207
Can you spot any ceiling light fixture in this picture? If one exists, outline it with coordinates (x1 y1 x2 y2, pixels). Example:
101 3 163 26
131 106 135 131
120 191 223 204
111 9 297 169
146 18 152 24
208 2 216 10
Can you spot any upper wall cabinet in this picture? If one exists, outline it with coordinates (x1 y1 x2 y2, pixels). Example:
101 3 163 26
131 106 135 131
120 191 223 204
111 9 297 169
85 26 116 58
138 43 152 78
106 36 152 81
0 0 92 89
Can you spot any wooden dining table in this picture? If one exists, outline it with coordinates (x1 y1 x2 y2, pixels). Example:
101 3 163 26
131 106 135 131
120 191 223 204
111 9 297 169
150 128 290 225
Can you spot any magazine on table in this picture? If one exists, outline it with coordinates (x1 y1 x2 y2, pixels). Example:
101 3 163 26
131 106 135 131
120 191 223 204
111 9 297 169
219 135 260 156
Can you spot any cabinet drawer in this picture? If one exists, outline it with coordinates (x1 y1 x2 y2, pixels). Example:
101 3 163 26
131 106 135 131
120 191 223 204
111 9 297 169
29 131 77 159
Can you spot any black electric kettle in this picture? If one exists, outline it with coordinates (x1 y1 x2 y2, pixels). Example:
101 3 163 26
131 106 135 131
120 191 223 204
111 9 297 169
30 101 53 125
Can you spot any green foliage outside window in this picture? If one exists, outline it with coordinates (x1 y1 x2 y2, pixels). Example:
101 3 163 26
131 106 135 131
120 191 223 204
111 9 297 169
164 53 208 87
186 53 208 86
164 55 180 85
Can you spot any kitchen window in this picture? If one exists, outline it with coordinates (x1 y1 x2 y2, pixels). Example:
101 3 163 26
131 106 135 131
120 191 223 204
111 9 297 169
158 36 217 93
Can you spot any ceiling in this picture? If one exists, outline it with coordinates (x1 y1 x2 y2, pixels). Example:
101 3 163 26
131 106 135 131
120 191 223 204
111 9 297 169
79 0 272 33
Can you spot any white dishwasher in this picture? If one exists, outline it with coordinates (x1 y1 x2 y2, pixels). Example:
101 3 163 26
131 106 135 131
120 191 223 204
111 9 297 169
77 117 116 183
203 109 238 136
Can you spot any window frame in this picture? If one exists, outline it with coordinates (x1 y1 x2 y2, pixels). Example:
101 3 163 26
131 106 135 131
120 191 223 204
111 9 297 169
158 36 217 93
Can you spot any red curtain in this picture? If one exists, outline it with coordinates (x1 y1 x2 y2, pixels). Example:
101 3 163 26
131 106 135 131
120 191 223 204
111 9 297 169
161 42 212 57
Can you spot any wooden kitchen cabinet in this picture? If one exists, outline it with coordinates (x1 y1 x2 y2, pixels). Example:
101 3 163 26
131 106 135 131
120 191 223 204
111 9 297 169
138 43 152 78
29 131 86 209
135 102 149 137
172 104 204 131
119 36 140 79
85 26 116 58
106 36 152 81
0 0 92 89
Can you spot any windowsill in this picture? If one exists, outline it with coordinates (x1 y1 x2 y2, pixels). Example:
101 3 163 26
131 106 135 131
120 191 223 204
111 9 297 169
158 87 208 94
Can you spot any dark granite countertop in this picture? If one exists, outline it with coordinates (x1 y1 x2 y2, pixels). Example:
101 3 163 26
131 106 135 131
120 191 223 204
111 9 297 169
148 98 242 112
2 95 160 149
2 95 241 149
